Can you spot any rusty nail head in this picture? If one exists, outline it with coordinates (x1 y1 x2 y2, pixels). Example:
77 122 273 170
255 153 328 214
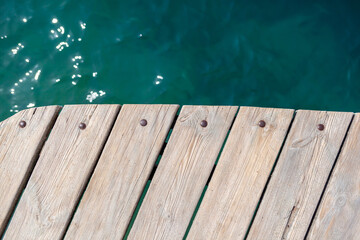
318 124 325 131
79 122 86 130
19 120 26 128
258 120 266 128
200 120 208 128
140 119 147 126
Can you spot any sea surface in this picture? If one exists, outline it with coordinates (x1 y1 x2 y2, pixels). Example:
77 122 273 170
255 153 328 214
1 0 360 120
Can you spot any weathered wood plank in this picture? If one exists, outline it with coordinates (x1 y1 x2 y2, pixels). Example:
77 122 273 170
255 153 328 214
187 107 294 240
0 106 61 235
3 104 120 240
248 110 353 240
64 104 179 239
307 113 359 240
128 105 238 240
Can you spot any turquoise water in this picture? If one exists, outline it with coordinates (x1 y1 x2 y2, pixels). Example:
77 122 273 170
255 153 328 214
1 0 360 120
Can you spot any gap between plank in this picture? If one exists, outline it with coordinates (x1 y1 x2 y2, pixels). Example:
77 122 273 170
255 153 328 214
122 109 179 239
182 186 208 240
304 112 355 239
60 106 121 239
244 109 297 240
122 180 151 240
40 106 64 142
183 107 240 239
0 106 62 239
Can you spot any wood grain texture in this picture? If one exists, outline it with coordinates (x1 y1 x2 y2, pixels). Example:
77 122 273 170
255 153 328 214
0 106 61 234
248 110 353 240
128 105 238 240
64 104 179 240
3 104 120 240
187 107 294 240
307 113 359 240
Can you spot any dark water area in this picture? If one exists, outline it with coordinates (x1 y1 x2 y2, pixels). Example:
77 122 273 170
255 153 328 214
1 0 360 120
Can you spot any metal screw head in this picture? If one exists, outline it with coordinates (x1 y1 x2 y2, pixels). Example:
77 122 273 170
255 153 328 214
140 119 147 126
258 120 266 128
317 124 325 131
79 122 87 130
200 120 208 128
19 120 26 128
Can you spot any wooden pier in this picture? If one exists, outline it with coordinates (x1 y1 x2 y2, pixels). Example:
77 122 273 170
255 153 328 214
0 104 359 239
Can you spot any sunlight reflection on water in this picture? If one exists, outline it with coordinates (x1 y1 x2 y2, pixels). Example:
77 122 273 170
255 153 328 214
0 0 360 120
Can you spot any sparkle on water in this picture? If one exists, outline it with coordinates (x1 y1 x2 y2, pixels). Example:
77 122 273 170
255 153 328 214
0 0 360 120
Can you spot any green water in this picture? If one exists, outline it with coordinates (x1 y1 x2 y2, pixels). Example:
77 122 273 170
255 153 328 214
1 0 360 120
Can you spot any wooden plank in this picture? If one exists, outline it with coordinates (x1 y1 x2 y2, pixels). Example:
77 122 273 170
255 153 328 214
64 104 179 239
3 104 120 240
128 105 238 240
0 106 61 234
307 113 360 240
187 107 294 240
247 110 353 240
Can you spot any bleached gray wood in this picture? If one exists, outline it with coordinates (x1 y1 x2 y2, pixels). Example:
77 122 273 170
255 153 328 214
64 104 178 239
3 104 120 240
0 106 61 234
307 113 360 240
128 105 238 240
187 107 294 240
248 110 353 240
